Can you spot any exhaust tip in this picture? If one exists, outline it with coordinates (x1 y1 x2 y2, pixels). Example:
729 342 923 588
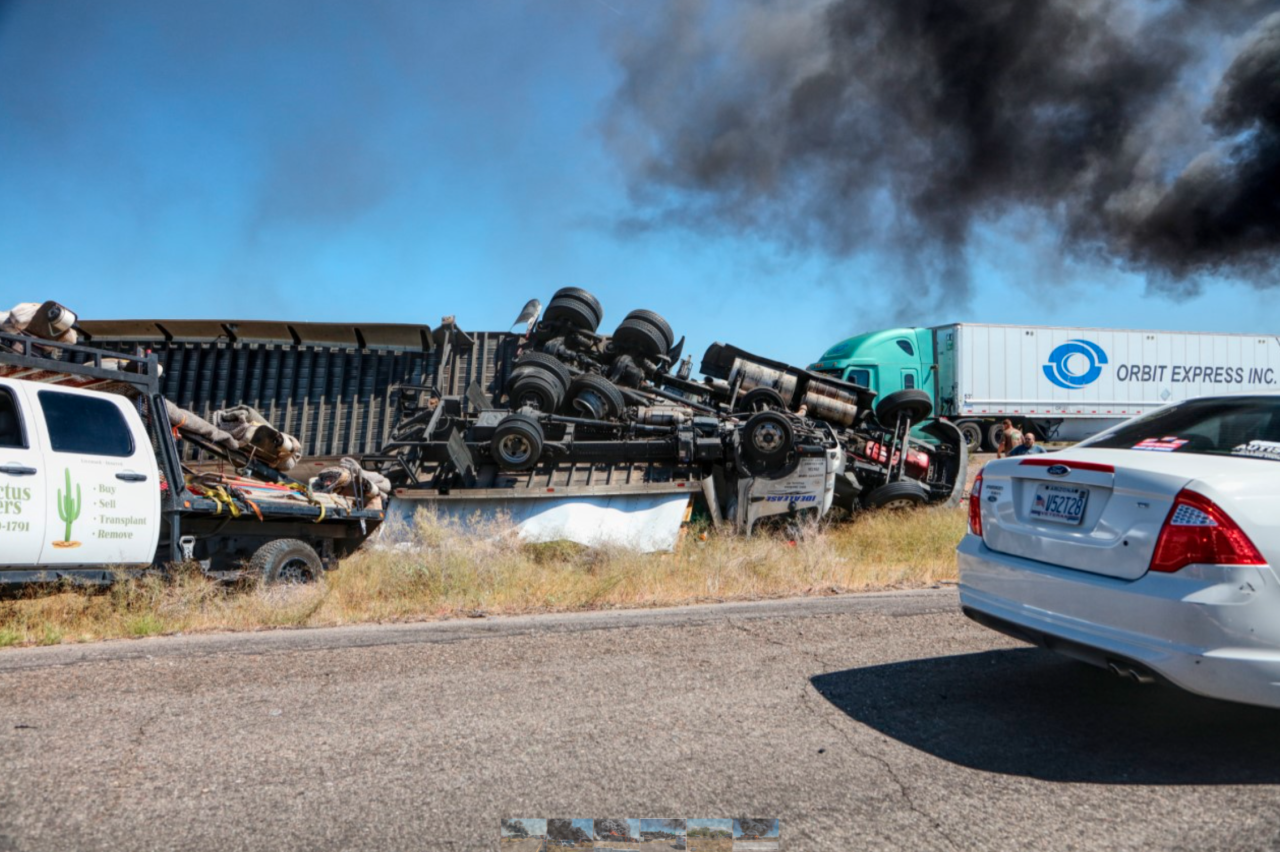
1108 659 1156 685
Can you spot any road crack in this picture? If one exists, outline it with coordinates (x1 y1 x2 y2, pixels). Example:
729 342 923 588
724 616 844 670
726 615 960 850
799 687 960 851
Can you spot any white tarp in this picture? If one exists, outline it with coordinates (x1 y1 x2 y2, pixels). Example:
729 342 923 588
383 494 692 552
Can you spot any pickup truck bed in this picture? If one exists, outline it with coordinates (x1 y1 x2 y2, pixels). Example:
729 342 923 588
0 332 382 586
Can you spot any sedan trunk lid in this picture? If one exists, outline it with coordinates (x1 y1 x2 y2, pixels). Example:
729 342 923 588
979 449 1196 580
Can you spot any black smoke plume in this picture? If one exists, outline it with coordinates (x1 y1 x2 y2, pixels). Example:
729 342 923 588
606 1 1280 304
547 820 592 844
641 819 686 837
594 819 639 842
735 818 776 837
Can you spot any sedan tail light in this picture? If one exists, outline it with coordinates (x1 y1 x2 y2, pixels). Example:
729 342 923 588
968 471 983 537
1149 489 1265 573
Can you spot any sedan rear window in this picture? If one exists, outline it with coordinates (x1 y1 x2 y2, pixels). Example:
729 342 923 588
1083 396 1280 461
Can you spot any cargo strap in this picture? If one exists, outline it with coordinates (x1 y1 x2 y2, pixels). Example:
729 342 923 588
205 484 241 518
186 474 263 521
288 482 327 522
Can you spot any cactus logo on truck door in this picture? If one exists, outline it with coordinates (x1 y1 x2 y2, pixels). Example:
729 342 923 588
51 468 81 549
1044 340 1108 389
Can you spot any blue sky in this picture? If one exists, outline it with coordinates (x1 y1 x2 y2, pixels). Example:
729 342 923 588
1 1 1276 370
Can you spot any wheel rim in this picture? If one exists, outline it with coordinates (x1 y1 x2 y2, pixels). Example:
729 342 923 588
278 558 314 583
752 421 785 453
881 497 920 510
498 433 533 465
573 389 607 419
516 390 547 410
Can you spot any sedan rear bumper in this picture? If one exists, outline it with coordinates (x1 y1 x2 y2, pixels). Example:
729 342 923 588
958 534 1280 709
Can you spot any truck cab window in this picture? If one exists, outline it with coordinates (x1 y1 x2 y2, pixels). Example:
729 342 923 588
38 390 135 457
896 339 914 357
903 374 916 389
0 388 24 448
846 369 872 387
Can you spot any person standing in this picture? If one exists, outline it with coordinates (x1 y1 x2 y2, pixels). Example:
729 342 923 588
996 419 1023 458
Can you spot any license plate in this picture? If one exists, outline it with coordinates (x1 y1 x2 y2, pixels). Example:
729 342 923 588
1030 483 1088 525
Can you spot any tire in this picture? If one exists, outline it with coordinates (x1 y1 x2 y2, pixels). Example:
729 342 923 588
491 413 544 471
552 287 604 326
513 351 571 390
569 373 625 420
508 370 563 412
542 296 599 332
741 410 793 469
250 538 324 584
623 309 674 350
612 317 668 359
876 389 933 425
736 387 786 414
862 480 928 511
957 420 983 452
986 422 1005 452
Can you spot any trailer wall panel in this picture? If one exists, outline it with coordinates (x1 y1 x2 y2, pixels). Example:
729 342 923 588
945 324 1280 423
90 330 521 459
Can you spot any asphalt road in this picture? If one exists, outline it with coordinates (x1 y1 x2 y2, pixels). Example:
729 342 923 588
4 590 1280 852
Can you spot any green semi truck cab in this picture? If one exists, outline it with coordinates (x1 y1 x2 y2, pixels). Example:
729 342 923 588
809 326 937 402
809 325 993 447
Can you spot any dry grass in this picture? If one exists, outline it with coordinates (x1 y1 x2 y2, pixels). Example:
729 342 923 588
0 504 966 647
687 840 733 852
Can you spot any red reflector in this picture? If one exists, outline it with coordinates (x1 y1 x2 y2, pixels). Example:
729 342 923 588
968 471 983 537
1018 458 1115 473
1150 489 1265 573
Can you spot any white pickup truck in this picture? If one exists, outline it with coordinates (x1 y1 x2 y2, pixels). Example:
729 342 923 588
0 332 382 586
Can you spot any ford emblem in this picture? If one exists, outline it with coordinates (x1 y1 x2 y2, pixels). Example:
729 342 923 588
1047 464 1071 476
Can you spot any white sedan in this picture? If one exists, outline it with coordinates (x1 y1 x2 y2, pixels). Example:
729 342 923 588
958 394 1280 708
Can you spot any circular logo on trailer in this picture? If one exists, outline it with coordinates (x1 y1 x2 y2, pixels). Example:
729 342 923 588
1043 339 1108 389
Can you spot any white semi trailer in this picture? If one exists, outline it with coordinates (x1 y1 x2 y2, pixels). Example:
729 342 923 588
810 323 1280 450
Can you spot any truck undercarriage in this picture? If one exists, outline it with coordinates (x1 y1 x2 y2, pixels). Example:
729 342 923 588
366 288 967 532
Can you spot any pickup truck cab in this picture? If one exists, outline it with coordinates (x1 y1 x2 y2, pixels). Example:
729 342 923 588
0 332 382 586
0 378 160 567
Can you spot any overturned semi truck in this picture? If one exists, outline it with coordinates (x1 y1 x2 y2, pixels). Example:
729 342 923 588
79 288 965 548
363 288 967 541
